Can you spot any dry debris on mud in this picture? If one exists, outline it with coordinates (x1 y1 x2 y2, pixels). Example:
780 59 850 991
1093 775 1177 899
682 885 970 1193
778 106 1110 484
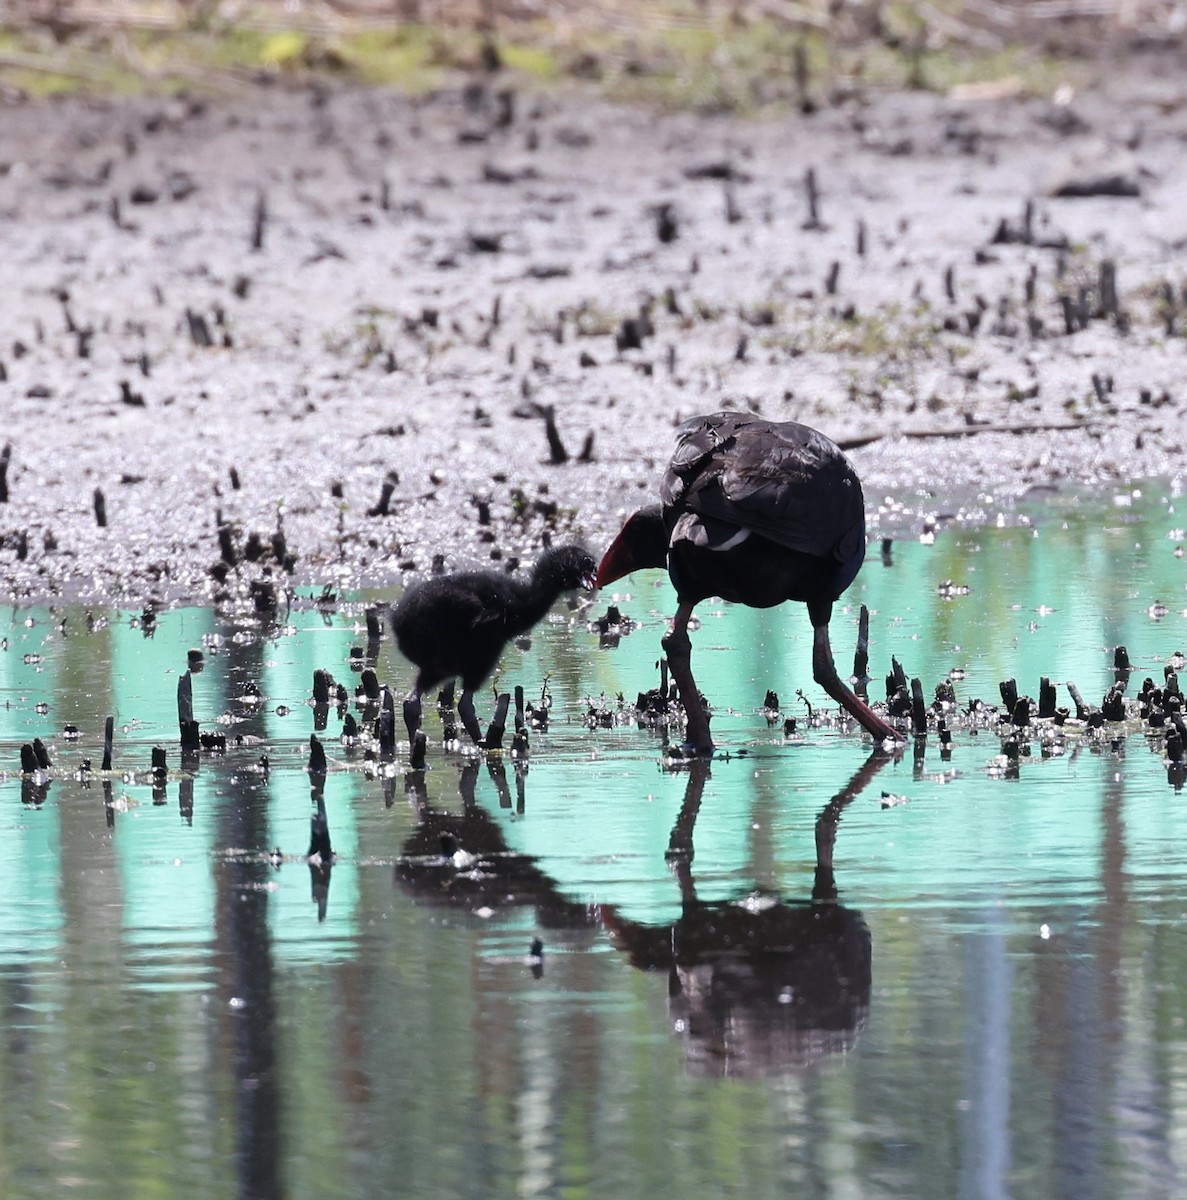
3 44 1187 604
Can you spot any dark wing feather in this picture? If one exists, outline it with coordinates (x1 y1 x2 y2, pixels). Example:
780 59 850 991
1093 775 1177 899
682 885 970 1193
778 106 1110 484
392 574 513 640
662 411 864 563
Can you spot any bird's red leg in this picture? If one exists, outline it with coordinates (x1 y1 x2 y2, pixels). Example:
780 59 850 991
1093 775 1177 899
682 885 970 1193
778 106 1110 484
812 624 904 743
457 689 484 745
662 602 714 755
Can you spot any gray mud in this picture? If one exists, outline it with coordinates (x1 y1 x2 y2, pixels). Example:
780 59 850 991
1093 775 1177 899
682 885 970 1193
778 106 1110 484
3 63 1187 605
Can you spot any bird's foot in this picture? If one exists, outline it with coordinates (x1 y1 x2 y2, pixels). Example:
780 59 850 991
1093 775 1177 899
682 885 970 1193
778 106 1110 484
867 717 907 746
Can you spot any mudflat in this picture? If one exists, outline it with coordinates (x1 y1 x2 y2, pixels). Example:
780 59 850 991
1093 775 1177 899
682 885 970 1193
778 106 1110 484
3 52 1186 604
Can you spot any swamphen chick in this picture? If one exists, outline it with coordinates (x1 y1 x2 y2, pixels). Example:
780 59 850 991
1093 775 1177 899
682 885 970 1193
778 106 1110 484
392 544 597 746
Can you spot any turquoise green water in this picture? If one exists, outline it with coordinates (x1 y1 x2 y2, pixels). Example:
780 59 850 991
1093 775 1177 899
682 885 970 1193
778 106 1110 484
0 485 1185 1198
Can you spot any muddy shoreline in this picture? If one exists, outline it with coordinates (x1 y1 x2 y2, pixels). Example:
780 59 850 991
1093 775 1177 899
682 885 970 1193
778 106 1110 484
3 63 1187 607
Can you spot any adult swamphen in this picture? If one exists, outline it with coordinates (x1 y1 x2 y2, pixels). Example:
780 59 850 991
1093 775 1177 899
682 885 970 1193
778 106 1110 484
391 544 597 746
596 411 901 754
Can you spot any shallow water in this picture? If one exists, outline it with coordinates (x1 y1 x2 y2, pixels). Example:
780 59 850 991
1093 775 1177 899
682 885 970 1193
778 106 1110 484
2 485 1187 1199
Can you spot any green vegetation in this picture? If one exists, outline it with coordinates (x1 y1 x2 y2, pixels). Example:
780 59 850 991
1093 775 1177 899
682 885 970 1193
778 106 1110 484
0 2 1107 107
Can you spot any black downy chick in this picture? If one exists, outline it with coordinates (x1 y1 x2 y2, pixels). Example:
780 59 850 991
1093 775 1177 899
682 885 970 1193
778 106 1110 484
392 544 597 745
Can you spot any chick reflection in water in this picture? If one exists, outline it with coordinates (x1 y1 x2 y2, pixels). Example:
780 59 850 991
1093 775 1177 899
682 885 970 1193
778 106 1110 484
600 752 890 1077
394 759 599 932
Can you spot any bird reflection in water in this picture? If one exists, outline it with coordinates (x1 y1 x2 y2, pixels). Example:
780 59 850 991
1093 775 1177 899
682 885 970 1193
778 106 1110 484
307 736 334 922
394 759 598 932
601 751 892 1077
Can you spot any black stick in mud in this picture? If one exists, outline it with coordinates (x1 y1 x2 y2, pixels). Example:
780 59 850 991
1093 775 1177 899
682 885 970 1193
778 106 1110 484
367 471 399 517
1171 711 1187 749
441 711 458 743
32 738 51 769
377 689 396 754
910 678 927 735
178 672 200 749
511 726 529 757
488 757 512 809
542 405 569 465
514 685 526 734
102 715 114 772
365 606 382 643
308 792 333 864
409 730 427 770
485 693 511 750
793 42 813 113
887 657 908 700
151 747 167 804
853 604 870 693
655 202 678 244
21 776 49 807
1038 678 1057 719
802 167 824 230
251 189 268 252
999 678 1018 713
312 669 333 705
216 510 237 567
0 441 10 503
1099 259 1119 322
185 309 214 348
1066 680 1090 721
250 579 278 617
93 488 107 528
307 734 327 777
1168 730 1185 764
